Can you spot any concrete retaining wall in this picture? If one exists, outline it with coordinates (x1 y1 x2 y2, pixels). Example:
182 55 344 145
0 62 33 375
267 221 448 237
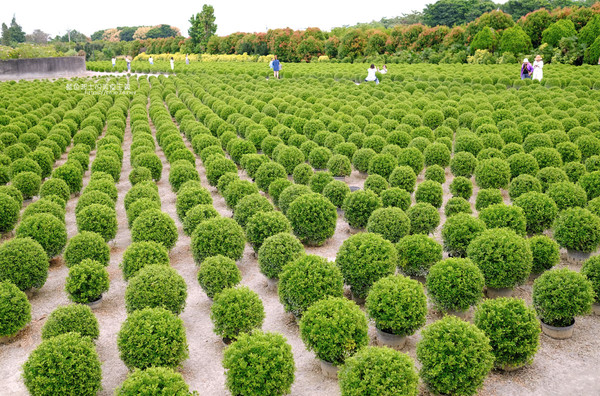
0 57 86 78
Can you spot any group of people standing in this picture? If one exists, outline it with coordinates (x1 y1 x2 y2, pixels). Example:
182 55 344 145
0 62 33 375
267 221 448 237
521 55 544 81
111 54 191 73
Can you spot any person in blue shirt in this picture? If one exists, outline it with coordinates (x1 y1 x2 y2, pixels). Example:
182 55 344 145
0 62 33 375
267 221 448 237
271 55 281 79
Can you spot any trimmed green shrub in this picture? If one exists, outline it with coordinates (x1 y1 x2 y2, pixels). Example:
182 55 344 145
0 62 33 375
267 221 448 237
128 167 153 186
528 235 560 274
255 162 287 192
416 316 494 396
406 202 440 235
322 180 350 208
126 265 187 315
223 179 259 209
206 157 237 187
342 190 382 229
233 194 273 228
475 158 510 189
475 188 503 211
12 171 41 199
197 255 241 299
415 180 443 208
366 207 410 243
533 268 594 327
211 286 265 340
287 193 336 246
579 171 600 200
508 174 542 200
22 199 65 223
217 173 240 195
41 304 99 340
85 179 118 202
52 162 83 194
396 233 442 276
126 198 161 228
246 211 291 249
241 154 269 179
183 204 219 236
536 166 569 192
352 148 377 173
424 142 450 168
65 259 109 303
479 204 527 236
531 147 562 169
336 232 397 299
299 297 368 366
292 163 313 185
39 178 70 204
116 367 192 396
474 298 540 369
547 181 587 211
0 237 48 291
64 231 110 268
0 193 19 233
327 154 352 177
441 213 486 257
507 153 539 178
450 151 478 178
553 207 600 252
514 191 558 234
368 153 397 179
192 217 246 262
278 254 344 317
169 163 199 192
258 233 305 280
223 331 295 396
120 241 170 281
449 176 473 200
16 213 67 258
175 186 212 221
9 158 42 178
0 281 30 337
445 197 472 217
366 274 427 335
23 333 102 396
131 209 178 250
380 187 411 210
76 204 117 242
117 307 189 369
468 228 532 289
364 174 389 196
91 156 121 182
582 256 600 304
0 185 23 207
424 165 445 184
426 258 485 312
277 146 305 174
338 346 418 396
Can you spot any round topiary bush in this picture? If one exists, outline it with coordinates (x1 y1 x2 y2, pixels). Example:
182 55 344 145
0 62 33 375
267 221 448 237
41 304 99 340
118 307 189 369
388 166 417 193
246 211 291 249
364 174 389 196
131 209 178 250
514 191 558 234
553 207 600 253
65 259 109 304
299 297 368 366
366 207 410 243
322 180 351 208
39 178 70 205
64 231 110 268
579 171 600 200
533 268 594 327
0 185 23 208
206 157 237 187
474 297 540 370
76 204 117 242
338 346 418 396
23 333 102 396
508 174 542 200
278 254 344 317
128 166 153 186
169 163 200 193
233 193 273 228
116 367 192 395
475 158 511 189
22 198 65 223
16 213 67 259
0 192 19 233
380 187 411 210
223 179 259 209
133 153 163 181
309 146 333 169
468 228 532 289
125 265 187 315
582 256 600 305
309 171 334 194
85 178 118 202
396 233 442 276
450 151 478 178
197 255 241 299
327 154 352 177
352 148 377 173
478 203 527 236
527 235 560 275
444 196 472 217
426 258 485 312
292 163 313 185
475 188 503 211
342 190 382 229
507 153 539 178
366 275 427 336
405 203 439 235
12 171 41 199
336 232 397 300
254 162 287 192
0 237 48 291
424 142 451 168
211 286 265 340
546 182 588 213
416 316 494 396
222 331 295 396
424 164 446 184
120 241 170 281
258 232 305 280
182 204 219 236
415 180 443 209
125 198 161 228
0 281 30 337
175 186 212 221
192 217 246 262
91 155 121 182
287 193 337 246
277 146 305 174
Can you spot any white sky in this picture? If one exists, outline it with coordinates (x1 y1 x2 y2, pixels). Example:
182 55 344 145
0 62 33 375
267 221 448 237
2 0 435 39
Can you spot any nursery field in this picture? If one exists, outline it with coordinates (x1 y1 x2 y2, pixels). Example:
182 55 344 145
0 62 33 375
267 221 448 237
1 63 600 396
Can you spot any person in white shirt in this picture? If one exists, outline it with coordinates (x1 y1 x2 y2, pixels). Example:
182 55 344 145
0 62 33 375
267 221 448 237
170 57 174 71
148 56 153 65
111 57 116 68
532 55 543 81
380 65 387 74
365 64 379 84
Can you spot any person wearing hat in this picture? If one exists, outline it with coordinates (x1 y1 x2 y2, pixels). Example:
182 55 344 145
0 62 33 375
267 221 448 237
532 55 543 81
521 58 533 80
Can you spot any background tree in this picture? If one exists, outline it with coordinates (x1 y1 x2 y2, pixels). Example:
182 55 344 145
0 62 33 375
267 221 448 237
8 16 25 44
91 30 105 41
146 24 179 39
119 27 138 42
501 0 551 20
189 4 217 53
1 23 10 46
25 30 50 44
423 0 496 27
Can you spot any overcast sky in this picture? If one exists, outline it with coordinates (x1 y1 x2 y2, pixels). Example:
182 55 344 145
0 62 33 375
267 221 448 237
3 0 438 39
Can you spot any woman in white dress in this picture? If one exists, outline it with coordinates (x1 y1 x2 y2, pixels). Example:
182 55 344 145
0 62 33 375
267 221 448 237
365 64 379 85
532 55 543 81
